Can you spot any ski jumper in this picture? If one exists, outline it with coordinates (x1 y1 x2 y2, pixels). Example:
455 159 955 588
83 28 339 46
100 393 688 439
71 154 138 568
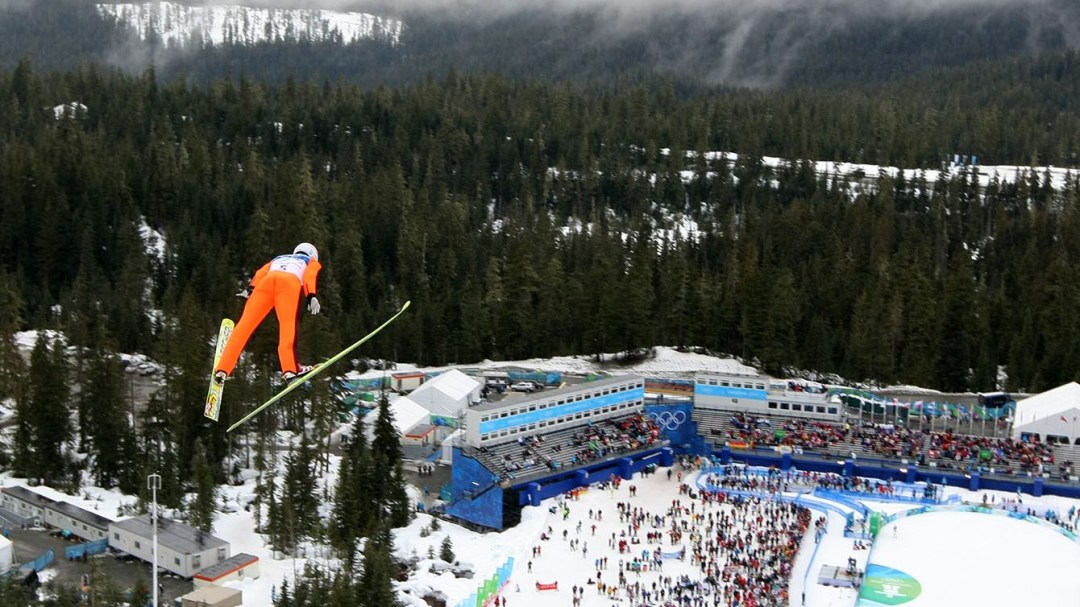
214 253 321 376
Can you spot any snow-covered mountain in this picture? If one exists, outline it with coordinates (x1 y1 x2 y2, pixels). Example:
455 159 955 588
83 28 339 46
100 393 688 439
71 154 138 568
96 2 403 48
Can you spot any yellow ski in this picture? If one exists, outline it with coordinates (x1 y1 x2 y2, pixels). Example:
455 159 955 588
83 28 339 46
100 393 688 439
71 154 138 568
203 318 235 421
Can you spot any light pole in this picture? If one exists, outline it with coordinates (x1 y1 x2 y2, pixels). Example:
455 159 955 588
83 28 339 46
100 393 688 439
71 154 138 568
147 473 161 607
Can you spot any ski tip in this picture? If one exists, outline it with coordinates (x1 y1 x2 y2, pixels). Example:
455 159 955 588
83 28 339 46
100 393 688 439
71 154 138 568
401 300 411 311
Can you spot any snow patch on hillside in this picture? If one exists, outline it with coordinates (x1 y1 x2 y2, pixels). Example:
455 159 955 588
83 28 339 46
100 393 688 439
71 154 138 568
98 2 404 48
346 346 759 381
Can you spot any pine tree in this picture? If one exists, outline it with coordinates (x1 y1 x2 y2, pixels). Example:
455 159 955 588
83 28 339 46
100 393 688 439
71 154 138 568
331 413 375 559
937 253 978 391
264 475 284 553
274 577 292 607
280 434 320 552
0 572 34 607
358 524 400 607
189 439 217 533
439 536 455 563
154 443 184 510
129 578 150 607
20 332 73 485
0 270 26 403
80 337 137 490
154 287 218 481
897 257 942 387
371 393 412 527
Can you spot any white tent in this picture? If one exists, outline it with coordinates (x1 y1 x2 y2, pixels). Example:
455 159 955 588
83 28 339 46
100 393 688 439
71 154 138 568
407 369 481 419
1012 382 1080 446
362 395 430 441
0 535 13 574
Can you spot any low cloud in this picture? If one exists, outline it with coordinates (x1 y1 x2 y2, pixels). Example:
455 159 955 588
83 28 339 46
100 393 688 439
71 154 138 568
89 0 1080 86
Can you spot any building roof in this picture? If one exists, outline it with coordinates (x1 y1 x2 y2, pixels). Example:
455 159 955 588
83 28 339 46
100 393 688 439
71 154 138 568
405 422 436 439
363 396 431 438
473 375 638 413
194 552 258 581
180 584 242 602
48 500 114 530
1016 382 1080 426
111 514 228 554
1 486 57 508
408 369 480 416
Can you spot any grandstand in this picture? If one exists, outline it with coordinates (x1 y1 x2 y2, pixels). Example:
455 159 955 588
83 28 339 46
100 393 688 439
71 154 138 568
694 371 841 421
442 376 672 530
467 412 661 482
439 372 1080 531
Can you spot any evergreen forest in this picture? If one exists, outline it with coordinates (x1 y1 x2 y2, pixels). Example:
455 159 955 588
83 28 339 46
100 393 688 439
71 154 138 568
3 58 1080 397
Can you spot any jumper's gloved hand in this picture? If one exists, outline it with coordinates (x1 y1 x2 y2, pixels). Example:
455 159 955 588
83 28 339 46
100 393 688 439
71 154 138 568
308 296 321 315
236 288 251 299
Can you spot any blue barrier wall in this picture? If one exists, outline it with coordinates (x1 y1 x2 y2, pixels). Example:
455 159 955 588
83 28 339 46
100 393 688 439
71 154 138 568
512 447 672 506
21 549 54 573
64 538 108 560
445 448 505 529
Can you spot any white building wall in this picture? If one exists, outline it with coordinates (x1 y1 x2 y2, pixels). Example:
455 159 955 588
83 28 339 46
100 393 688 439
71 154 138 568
42 511 108 540
0 494 46 523
1014 409 1080 446
109 525 228 578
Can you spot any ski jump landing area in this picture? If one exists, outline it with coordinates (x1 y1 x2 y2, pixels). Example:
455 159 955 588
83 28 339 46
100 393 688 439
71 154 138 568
857 508 1080 606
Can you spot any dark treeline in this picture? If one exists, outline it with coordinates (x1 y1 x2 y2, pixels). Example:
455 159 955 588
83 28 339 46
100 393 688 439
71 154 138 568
3 60 1080 399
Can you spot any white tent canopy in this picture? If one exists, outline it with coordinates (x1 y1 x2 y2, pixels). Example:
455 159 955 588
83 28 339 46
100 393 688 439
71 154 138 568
0 535 13 574
407 369 481 418
1012 382 1080 446
362 395 430 441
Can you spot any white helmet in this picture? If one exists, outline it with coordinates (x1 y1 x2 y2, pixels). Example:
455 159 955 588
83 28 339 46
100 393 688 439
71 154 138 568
293 242 318 261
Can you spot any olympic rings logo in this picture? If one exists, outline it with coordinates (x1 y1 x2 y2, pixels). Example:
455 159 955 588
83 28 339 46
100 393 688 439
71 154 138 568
650 409 687 431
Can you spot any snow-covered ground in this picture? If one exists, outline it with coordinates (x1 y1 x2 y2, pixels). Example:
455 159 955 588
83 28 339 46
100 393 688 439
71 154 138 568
677 149 1079 193
347 346 759 380
393 470 1080 607
5 461 1079 607
861 510 1080 606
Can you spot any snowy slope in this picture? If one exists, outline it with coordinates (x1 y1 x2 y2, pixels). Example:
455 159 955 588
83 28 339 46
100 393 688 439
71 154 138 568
97 2 403 47
344 346 759 381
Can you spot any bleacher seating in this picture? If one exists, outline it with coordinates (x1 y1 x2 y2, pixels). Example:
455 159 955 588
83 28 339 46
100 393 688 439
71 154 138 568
468 413 662 482
693 406 1053 480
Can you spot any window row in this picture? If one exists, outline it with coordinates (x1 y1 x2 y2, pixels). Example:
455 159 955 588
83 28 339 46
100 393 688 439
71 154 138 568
480 400 640 443
1042 434 1080 446
768 401 838 415
479 381 643 423
700 378 766 390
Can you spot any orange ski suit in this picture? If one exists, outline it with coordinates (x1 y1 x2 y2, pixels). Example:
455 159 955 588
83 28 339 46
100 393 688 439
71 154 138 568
214 253 322 376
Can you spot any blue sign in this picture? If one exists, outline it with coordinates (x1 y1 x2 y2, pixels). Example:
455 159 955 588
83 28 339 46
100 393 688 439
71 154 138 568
479 388 645 434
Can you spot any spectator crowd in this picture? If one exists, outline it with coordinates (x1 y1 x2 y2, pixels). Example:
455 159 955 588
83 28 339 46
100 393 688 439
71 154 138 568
720 412 1060 478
